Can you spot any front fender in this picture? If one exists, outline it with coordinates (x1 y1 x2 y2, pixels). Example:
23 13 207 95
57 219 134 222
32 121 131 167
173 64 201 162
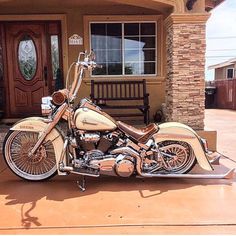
153 122 213 171
10 117 66 175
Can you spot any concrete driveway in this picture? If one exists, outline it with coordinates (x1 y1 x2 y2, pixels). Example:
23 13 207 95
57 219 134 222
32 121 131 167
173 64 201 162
0 109 236 234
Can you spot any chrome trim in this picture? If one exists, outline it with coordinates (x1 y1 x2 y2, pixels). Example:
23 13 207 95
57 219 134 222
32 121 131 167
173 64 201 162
207 151 221 165
139 168 235 179
59 164 100 177
201 138 209 152
71 171 99 177
111 147 144 175
110 147 234 179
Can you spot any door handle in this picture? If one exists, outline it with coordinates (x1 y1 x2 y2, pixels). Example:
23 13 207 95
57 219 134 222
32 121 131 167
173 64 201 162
44 66 48 86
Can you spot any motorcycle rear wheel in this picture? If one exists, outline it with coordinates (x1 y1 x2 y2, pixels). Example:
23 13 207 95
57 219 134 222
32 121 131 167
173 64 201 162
3 130 57 181
158 140 196 174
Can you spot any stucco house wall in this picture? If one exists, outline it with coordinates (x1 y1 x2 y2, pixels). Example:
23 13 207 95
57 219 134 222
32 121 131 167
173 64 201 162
0 0 224 130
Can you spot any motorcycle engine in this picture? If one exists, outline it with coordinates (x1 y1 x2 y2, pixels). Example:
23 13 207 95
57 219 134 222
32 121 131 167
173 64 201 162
88 153 135 177
114 154 135 177
77 132 118 153
76 131 135 177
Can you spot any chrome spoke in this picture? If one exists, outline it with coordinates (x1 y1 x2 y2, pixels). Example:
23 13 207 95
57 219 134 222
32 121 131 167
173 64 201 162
159 141 196 174
4 131 56 181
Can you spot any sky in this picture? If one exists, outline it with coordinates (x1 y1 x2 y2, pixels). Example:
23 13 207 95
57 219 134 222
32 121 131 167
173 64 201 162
206 0 236 80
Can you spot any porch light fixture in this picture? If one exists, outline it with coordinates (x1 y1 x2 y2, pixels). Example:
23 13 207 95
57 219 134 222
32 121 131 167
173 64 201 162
186 0 198 10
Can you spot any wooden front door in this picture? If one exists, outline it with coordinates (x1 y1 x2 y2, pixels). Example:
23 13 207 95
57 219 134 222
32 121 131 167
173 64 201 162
4 21 62 117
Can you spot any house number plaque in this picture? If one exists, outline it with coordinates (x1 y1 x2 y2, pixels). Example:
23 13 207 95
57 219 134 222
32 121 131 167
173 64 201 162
69 34 83 45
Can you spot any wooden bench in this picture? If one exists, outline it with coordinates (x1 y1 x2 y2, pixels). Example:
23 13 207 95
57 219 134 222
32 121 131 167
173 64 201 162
90 79 150 124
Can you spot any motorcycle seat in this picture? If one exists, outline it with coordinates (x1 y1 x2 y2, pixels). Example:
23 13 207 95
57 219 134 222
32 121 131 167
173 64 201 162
117 121 159 144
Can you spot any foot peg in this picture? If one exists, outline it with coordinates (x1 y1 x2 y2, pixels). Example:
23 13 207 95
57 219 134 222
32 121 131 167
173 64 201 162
77 176 86 192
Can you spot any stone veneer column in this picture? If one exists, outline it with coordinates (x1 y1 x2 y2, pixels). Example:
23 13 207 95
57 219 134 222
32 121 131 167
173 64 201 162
164 14 210 130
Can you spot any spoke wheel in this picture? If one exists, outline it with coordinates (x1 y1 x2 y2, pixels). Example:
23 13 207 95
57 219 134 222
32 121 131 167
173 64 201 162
3 131 57 181
158 141 196 174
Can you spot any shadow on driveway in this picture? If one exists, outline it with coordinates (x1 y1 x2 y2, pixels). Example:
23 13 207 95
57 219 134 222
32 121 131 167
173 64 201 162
0 163 234 230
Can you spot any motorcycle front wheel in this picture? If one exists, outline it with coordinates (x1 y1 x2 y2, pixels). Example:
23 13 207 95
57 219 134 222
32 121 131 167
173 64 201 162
3 130 57 181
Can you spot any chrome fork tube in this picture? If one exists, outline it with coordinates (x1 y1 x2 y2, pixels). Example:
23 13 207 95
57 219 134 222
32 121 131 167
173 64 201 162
59 137 69 163
29 103 68 156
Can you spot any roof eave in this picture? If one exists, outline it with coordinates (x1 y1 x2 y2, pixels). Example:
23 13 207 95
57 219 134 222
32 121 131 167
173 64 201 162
208 58 236 70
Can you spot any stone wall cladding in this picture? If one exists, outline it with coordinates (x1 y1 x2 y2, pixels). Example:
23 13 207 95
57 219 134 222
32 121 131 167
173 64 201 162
166 22 206 130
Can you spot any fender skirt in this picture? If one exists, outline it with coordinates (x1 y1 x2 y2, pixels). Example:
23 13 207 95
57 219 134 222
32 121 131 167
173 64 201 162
153 122 213 171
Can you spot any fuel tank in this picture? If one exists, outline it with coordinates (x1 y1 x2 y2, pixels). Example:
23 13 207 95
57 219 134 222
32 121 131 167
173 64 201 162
74 107 117 131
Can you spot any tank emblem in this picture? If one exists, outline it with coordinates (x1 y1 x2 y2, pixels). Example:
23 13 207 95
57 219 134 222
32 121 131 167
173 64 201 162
82 118 97 125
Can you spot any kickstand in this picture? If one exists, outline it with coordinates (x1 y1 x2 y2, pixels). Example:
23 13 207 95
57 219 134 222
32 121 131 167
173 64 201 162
77 176 86 192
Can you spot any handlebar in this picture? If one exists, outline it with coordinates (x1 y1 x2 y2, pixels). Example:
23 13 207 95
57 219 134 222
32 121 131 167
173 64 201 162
67 50 102 103
76 51 102 70
76 51 102 69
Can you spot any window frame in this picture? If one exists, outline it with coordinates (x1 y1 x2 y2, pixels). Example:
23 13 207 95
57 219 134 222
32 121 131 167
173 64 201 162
84 15 163 80
226 68 234 80
90 21 157 77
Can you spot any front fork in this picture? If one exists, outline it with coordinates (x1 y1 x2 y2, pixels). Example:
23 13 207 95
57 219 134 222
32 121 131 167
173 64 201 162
29 103 69 156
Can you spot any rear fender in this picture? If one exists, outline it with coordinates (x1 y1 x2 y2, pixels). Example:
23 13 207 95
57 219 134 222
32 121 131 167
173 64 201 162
10 117 66 175
153 122 213 171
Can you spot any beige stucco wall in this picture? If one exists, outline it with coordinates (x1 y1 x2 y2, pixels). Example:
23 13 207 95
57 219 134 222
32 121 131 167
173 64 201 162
0 4 168 121
0 0 208 123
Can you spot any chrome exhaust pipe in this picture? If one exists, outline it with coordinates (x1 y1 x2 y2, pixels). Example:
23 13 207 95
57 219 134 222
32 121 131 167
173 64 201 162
59 164 100 177
59 165 73 172
140 168 235 179
111 147 235 179
71 171 99 177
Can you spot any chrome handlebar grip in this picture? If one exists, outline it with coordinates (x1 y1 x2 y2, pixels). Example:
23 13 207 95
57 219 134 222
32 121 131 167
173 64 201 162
76 50 102 70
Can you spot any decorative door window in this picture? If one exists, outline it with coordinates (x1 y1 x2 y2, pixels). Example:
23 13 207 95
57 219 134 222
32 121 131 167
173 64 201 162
90 22 157 76
18 35 37 80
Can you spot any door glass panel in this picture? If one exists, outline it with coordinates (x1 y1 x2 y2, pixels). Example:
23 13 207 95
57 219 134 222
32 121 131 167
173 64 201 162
0 37 3 81
50 35 60 80
18 35 37 80
0 28 4 112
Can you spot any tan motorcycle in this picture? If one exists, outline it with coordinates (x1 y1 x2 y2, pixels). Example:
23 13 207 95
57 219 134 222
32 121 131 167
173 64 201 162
3 51 234 191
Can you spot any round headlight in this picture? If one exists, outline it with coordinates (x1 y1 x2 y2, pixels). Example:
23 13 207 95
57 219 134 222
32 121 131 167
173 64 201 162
52 89 69 106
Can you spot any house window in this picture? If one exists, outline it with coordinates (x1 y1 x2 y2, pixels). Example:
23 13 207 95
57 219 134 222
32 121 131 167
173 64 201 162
90 22 156 76
226 68 234 79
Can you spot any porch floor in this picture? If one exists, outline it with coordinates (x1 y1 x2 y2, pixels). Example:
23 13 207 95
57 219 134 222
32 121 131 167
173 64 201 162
0 109 236 234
